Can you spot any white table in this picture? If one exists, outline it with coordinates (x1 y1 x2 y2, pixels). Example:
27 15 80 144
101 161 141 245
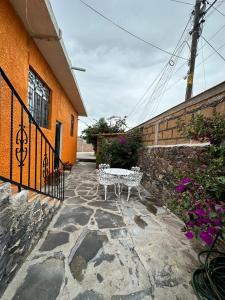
104 168 133 198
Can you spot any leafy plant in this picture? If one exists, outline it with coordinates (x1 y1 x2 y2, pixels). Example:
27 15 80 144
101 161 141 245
97 130 142 169
178 113 225 146
171 113 225 246
81 117 126 152
175 178 225 246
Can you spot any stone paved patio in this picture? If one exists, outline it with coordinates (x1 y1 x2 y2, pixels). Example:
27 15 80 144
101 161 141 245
2 162 198 300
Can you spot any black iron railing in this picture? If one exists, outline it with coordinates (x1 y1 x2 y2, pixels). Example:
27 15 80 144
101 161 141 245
0 68 65 200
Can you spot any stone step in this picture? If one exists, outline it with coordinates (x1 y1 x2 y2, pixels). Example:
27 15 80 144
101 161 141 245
10 190 29 206
0 182 12 207
0 179 61 210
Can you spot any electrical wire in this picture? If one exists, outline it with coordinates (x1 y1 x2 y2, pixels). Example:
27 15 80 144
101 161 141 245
79 0 188 60
165 21 225 91
166 41 225 91
212 5 225 16
134 21 192 122
127 13 192 122
130 36 189 124
201 35 225 61
129 3 225 126
173 23 225 77
205 0 219 15
127 64 168 118
170 0 193 5
201 38 207 89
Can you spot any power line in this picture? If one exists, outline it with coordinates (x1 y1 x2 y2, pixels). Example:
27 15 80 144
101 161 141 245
204 0 219 15
127 13 192 121
166 41 225 91
79 0 188 60
213 5 225 16
130 36 189 124
127 64 168 118
170 0 193 5
129 10 225 124
167 22 225 85
201 35 225 61
201 38 207 89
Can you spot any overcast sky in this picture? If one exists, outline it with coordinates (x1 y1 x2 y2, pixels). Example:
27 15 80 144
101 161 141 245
49 0 225 134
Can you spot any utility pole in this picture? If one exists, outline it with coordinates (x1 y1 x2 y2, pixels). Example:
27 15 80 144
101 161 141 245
185 0 204 101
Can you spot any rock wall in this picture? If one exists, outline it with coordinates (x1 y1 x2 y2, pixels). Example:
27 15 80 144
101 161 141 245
138 145 210 206
0 183 61 296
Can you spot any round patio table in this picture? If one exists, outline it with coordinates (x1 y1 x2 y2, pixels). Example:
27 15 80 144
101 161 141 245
104 168 133 198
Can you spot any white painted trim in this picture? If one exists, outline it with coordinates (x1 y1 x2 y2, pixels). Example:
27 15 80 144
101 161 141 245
145 142 210 149
10 0 87 116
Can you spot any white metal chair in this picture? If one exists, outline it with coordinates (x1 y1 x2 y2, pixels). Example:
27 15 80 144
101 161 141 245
131 166 141 172
96 169 117 200
99 164 110 170
121 172 143 201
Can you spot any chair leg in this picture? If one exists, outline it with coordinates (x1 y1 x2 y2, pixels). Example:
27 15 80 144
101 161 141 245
137 186 142 200
104 185 107 201
94 183 99 196
127 186 131 202
114 184 118 197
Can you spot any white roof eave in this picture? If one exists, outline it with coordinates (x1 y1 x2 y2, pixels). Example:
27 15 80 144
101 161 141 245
10 0 87 116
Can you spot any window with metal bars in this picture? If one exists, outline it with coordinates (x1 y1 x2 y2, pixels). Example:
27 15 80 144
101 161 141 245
28 69 50 128
70 114 74 136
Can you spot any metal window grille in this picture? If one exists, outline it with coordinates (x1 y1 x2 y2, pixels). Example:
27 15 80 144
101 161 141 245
28 69 49 128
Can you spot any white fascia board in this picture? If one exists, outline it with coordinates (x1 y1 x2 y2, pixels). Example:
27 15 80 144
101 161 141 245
10 0 87 116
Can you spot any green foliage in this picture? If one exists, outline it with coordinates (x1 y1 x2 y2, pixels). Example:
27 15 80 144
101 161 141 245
178 113 225 146
81 117 126 152
96 138 111 165
178 113 225 201
97 130 142 169
171 113 225 246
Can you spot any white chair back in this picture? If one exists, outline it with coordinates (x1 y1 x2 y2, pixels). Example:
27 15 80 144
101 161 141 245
131 166 140 172
96 169 116 185
99 164 110 170
122 172 143 186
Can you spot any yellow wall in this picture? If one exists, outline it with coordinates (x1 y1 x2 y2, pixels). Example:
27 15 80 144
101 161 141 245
0 0 78 190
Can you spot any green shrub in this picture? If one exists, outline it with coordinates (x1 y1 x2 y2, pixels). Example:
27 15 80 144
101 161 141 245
81 117 126 152
97 130 142 169
171 113 225 246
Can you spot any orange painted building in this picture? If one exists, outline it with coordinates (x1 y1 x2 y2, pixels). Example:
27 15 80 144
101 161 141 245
0 0 86 196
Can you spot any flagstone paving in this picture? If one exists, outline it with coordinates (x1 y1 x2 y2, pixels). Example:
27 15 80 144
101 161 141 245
2 162 198 300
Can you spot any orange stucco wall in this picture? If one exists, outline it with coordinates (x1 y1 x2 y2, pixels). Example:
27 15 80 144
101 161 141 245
0 1 78 188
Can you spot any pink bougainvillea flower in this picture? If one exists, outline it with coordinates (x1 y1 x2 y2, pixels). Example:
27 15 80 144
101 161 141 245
175 185 186 193
186 221 195 227
180 178 193 185
119 136 126 145
185 231 194 240
212 219 222 227
207 227 218 235
200 231 214 246
194 208 207 217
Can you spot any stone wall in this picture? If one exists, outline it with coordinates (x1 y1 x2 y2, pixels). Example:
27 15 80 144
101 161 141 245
138 145 210 206
0 183 61 296
137 81 225 146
